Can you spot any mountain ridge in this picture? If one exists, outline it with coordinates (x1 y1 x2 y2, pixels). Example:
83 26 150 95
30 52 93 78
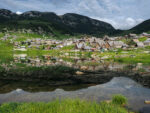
0 9 116 36
0 9 149 37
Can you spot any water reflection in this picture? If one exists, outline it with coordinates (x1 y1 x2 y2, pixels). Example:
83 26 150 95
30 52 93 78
0 77 150 112
0 80 96 93
1 54 149 73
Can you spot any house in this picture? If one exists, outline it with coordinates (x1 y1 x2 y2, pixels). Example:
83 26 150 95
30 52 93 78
75 42 86 50
89 37 97 43
97 40 105 47
104 42 111 49
109 41 125 48
31 42 36 45
63 41 73 46
35 38 42 45
46 40 52 45
83 46 91 51
133 39 139 43
136 42 144 48
103 35 110 41
14 42 19 47
142 32 150 37
108 37 117 41
96 40 110 49
129 33 138 39
144 38 150 46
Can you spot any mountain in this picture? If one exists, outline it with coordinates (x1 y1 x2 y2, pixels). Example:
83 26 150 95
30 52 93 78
0 9 149 37
128 19 150 34
0 9 116 37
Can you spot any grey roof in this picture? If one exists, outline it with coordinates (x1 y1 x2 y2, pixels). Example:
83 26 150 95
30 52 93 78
108 41 124 47
84 46 91 50
89 37 97 42
137 42 144 47
97 40 105 46
76 43 85 49
145 38 150 41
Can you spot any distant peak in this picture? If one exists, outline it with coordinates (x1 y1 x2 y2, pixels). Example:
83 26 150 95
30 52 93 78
0 9 12 14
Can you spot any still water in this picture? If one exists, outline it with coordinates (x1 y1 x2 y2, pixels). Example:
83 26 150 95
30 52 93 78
0 54 150 113
0 77 150 112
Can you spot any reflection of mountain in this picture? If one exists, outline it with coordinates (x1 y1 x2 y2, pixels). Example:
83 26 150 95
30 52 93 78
0 80 96 93
0 77 150 112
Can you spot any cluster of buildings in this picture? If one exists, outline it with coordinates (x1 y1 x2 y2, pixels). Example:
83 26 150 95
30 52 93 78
1 32 150 52
127 33 150 47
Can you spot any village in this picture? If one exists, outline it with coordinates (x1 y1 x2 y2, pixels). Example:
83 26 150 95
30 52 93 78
1 32 150 52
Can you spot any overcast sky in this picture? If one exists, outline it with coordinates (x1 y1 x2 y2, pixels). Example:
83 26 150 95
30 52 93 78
0 0 150 30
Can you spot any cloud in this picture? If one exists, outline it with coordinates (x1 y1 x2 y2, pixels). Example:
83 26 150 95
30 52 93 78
92 17 144 30
0 0 150 29
16 11 22 15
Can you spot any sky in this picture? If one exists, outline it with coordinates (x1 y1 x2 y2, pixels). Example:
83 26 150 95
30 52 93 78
0 0 150 30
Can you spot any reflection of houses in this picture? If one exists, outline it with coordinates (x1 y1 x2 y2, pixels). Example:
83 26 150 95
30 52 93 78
108 63 127 71
11 54 150 73
13 46 27 51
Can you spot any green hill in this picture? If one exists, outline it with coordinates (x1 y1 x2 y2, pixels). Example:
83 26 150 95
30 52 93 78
0 9 116 37
128 19 150 34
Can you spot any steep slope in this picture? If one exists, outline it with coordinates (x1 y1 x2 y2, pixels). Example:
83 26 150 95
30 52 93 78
128 19 150 34
61 13 115 35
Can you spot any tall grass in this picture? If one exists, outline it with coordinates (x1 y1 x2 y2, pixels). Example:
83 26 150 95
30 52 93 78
112 94 128 105
0 99 129 113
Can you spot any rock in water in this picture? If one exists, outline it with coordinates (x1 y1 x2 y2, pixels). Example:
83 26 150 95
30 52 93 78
145 100 150 104
76 71 84 75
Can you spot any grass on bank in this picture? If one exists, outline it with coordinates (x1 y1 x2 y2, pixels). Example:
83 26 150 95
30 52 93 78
0 97 130 113
112 94 128 105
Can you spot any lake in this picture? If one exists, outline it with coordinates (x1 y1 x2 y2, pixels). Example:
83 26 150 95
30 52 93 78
0 54 150 113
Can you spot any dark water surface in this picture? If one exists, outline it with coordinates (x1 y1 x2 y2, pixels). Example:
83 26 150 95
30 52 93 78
0 77 150 113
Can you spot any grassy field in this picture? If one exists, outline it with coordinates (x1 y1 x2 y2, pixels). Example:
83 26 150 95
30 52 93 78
0 95 130 113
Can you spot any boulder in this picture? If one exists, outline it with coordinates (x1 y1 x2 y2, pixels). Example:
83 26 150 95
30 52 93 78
145 100 150 104
81 66 88 70
76 71 84 75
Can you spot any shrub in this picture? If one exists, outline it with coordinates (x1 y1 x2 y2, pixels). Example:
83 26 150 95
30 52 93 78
112 94 127 105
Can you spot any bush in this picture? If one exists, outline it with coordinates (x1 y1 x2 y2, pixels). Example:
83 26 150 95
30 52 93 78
112 94 127 105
